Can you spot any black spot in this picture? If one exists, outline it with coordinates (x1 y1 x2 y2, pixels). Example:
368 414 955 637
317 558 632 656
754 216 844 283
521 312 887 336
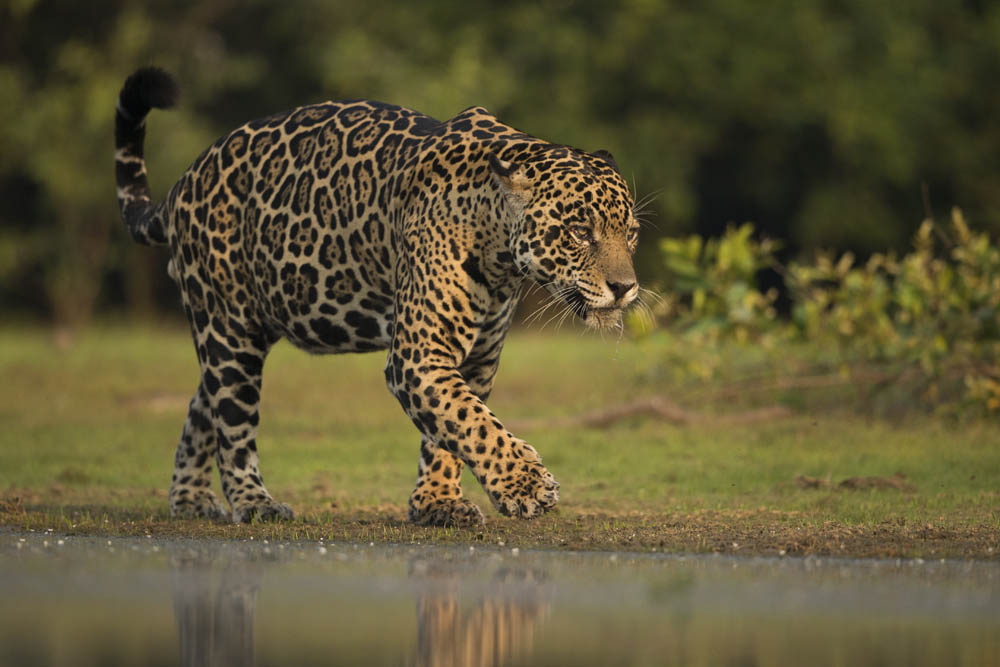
185 276 203 299
417 410 438 435
234 353 264 376
461 255 490 290
217 398 248 427
235 384 259 405
310 318 351 346
203 370 220 395
247 111 291 131
411 115 443 136
220 367 248 387
192 308 209 331
205 334 234 364
292 322 312 343
345 311 381 339
190 410 212 432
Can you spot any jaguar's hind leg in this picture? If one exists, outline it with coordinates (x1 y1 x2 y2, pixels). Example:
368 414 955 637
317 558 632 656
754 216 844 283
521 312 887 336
196 326 293 523
169 384 229 520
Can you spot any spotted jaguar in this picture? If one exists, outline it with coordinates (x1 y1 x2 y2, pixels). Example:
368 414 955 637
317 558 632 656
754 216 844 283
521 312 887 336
115 67 639 525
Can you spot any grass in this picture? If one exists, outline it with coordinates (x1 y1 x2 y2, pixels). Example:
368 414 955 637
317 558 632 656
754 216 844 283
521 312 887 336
1 322 997 559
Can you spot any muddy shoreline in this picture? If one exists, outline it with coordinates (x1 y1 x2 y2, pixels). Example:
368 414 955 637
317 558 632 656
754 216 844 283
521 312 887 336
3 499 996 561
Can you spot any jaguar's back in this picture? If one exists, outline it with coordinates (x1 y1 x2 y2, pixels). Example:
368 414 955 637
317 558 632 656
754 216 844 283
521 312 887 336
161 100 440 353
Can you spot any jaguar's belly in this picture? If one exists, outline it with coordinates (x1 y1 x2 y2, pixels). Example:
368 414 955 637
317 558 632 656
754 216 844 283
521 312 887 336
275 285 395 354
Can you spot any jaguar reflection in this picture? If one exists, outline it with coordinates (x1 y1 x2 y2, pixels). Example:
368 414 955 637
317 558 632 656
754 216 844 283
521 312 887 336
170 549 262 666
168 545 550 667
410 557 550 667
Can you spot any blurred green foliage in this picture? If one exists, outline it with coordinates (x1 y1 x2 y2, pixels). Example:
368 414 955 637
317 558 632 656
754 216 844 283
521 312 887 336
635 223 787 382
642 209 1000 413
657 224 781 342
1 0 999 329
789 208 1000 412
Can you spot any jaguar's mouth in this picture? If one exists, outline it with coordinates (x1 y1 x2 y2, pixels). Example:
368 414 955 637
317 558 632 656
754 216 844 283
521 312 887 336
563 288 624 330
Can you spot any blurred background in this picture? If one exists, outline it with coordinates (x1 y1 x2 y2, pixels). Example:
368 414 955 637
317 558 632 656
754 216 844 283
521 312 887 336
2 0 999 330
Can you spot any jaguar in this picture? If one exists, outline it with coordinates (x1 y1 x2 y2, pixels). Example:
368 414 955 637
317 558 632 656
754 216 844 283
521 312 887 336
114 67 639 525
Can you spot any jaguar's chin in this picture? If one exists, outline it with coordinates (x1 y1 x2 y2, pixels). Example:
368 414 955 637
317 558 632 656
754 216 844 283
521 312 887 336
582 306 624 330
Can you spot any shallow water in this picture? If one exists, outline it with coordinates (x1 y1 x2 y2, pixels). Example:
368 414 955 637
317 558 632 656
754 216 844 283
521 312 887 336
1 531 997 667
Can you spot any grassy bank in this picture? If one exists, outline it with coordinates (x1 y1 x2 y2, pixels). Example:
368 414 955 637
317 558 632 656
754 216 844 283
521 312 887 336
1 324 997 558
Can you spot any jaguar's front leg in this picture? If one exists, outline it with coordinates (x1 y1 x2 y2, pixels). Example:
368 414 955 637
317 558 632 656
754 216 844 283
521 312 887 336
406 357 502 527
407 436 485 527
387 342 559 521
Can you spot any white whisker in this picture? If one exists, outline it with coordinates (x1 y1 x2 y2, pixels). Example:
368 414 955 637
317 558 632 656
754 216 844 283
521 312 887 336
632 187 663 212
639 286 665 305
556 304 577 331
634 298 656 329
523 295 562 326
541 303 572 331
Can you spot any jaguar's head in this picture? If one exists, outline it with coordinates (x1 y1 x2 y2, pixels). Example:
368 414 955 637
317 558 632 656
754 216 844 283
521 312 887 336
491 148 639 330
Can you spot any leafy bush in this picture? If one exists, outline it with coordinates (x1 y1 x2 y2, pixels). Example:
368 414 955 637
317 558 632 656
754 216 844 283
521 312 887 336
655 223 782 341
642 210 1000 413
788 208 1000 412
632 224 788 383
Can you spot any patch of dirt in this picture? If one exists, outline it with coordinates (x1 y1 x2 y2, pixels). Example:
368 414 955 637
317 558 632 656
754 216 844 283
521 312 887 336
55 467 92 485
1 498 995 561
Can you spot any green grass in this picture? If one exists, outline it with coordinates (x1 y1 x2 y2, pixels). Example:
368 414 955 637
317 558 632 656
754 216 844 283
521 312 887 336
0 323 997 556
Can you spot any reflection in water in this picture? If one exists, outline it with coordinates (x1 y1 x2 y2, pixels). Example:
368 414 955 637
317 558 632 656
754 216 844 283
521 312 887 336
411 558 550 667
3 535 997 667
166 545 551 667
170 548 262 667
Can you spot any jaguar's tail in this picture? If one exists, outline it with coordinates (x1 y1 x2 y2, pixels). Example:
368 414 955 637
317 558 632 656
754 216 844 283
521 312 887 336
115 67 179 246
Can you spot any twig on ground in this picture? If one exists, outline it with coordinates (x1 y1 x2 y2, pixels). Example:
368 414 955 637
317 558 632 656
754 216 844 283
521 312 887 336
795 473 916 492
508 396 793 430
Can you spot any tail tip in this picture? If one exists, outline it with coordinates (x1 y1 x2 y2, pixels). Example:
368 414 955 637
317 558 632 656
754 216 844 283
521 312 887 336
118 66 179 121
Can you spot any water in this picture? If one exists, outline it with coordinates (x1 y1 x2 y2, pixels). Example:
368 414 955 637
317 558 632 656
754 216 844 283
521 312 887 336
1 531 997 666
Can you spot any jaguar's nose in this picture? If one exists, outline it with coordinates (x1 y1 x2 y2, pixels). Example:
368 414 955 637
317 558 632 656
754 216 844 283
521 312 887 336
607 280 636 302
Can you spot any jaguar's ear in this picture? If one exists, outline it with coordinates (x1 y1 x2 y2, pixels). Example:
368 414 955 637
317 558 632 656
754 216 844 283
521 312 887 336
488 153 531 205
592 149 620 175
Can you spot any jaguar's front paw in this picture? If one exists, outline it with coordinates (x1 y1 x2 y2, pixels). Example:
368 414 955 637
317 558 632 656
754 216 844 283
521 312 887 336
231 498 294 524
170 487 230 521
489 461 559 519
408 495 485 527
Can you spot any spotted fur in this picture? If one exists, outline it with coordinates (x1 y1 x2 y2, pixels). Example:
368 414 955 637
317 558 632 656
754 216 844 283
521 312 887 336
115 67 639 525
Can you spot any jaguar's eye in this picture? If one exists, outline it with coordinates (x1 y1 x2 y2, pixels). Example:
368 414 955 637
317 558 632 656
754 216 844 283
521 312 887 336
570 225 593 244
627 227 639 245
